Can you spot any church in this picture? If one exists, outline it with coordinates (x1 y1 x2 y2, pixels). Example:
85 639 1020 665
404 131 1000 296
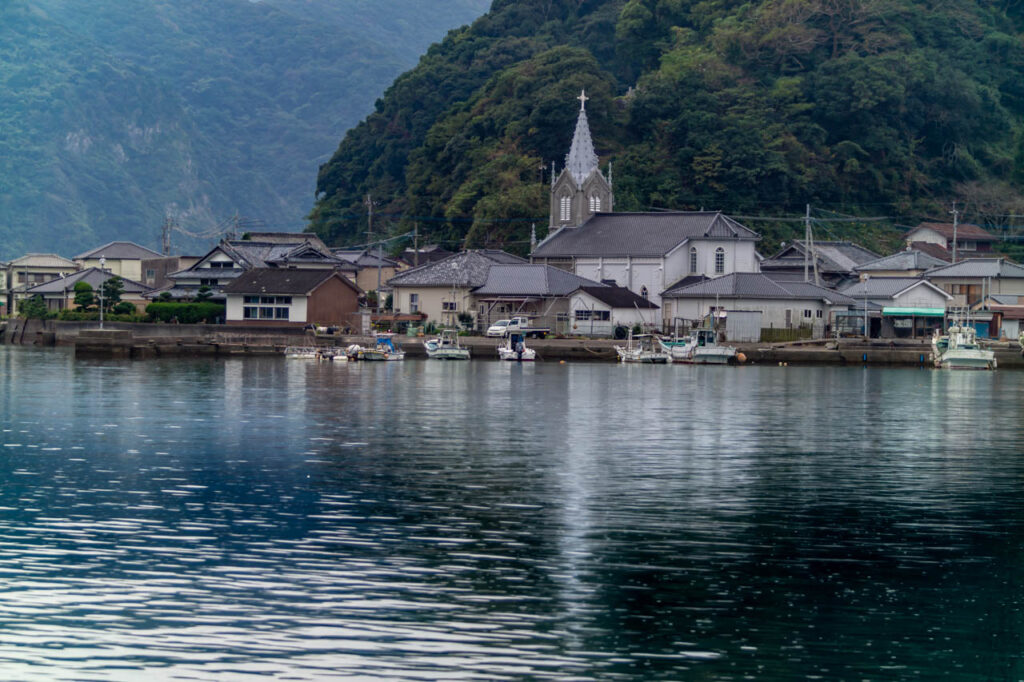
530 92 761 310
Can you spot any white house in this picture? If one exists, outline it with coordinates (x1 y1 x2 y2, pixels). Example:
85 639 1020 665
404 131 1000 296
568 285 659 337
839 277 953 338
661 272 855 338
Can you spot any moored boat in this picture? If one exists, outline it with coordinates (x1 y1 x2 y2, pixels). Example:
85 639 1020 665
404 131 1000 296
285 346 347 361
424 329 471 360
658 329 736 364
497 332 536 361
348 334 406 361
931 323 995 370
615 332 670 364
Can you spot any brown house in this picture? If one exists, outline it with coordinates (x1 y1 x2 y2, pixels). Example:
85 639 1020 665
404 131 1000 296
223 268 362 328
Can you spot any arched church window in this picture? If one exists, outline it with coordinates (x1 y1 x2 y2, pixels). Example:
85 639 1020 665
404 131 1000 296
690 247 698 273
715 247 725 274
589 194 601 212
560 195 571 222
641 285 648 300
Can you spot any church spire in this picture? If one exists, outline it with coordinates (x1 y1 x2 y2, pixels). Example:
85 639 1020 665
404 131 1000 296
565 89 599 187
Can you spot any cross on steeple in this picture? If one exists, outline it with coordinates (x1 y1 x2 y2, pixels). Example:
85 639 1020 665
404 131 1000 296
577 89 588 111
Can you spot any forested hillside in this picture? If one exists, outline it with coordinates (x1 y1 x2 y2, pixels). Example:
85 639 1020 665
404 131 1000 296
0 0 488 259
309 0 1024 257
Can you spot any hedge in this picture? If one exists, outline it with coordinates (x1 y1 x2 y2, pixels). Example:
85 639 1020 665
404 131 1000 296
145 302 225 324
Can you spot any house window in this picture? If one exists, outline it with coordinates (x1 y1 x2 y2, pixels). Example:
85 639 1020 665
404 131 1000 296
145 269 156 282
575 310 592 321
715 247 725 274
242 297 293 320
641 286 649 300
589 194 601 212
243 307 257 319
690 247 697 273
208 261 234 269
200 278 218 286
409 293 419 313
560 195 571 222
442 301 457 312
575 310 610 321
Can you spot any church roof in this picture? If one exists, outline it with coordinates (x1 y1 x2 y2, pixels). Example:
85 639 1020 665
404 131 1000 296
532 212 758 259
565 92 599 187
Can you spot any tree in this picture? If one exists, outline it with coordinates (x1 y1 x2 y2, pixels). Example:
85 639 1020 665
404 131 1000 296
73 280 95 310
18 295 49 319
99 276 125 311
195 285 213 302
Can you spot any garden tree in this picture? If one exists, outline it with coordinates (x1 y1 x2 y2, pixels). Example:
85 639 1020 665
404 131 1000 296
73 281 95 310
195 285 213 302
18 295 49 319
309 0 1024 256
99 276 125 312
113 301 136 315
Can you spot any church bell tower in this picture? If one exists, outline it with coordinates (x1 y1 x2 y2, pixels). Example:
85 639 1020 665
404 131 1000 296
549 90 613 230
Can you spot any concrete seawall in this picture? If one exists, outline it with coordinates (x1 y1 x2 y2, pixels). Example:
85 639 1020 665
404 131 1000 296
4 320 1023 367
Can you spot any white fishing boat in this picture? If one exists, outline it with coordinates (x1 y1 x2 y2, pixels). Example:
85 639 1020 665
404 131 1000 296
658 329 737 364
615 332 670 364
497 332 536 361
348 334 405 361
285 346 347 361
931 322 996 370
424 329 471 360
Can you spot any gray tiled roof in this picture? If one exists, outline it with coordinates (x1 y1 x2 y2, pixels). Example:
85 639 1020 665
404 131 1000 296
223 268 361 295
762 241 880 274
74 241 163 260
663 272 856 305
333 249 400 268
8 253 78 268
25 267 152 294
222 241 348 268
856 249 948 272
577 285 659 309
531 212 758 258
839 277 950 300
923 258 1024 278
387 250 527 288
474 264 604 297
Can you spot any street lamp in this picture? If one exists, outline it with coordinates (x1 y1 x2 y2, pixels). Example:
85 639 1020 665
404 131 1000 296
99 256 105 330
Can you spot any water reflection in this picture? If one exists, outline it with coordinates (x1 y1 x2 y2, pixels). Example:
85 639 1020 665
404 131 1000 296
0 347 1023 679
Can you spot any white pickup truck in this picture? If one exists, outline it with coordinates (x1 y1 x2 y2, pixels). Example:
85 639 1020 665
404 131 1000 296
485 316 550 338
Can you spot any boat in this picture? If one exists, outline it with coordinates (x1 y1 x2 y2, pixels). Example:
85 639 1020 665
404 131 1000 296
347 334 405 361
497 332 536 361
657 329 737 364
615 332 670 364
424 329 471 360
931 322 996 370
285 346 347 361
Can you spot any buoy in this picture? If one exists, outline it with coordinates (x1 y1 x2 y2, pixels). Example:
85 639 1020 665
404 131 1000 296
560 360 566 364
778 362 783 366
736 352 747 364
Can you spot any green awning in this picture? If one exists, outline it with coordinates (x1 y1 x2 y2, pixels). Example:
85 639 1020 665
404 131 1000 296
881 307 945 317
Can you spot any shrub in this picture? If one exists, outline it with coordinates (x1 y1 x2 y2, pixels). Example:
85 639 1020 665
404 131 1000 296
146 302 225 324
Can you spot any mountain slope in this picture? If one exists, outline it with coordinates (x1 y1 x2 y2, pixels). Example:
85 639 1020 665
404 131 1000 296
309 0 1024 256
0 0 489 259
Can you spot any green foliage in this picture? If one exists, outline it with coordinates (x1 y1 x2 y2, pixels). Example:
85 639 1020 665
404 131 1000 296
73 281 95 310
57 309 145 322
145 302 225 324
195 285 213 302
18 295 51 319
112 301 136 315
0 0 489 259
309 0 1024 255
99 276 124 310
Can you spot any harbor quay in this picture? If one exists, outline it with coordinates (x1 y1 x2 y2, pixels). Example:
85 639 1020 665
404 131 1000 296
4 318 1024 367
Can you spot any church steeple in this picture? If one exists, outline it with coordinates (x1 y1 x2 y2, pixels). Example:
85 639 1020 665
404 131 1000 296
565 90 599 187
549 90 613 230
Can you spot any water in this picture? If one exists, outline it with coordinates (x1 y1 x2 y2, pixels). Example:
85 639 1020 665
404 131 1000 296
1 346 1023 680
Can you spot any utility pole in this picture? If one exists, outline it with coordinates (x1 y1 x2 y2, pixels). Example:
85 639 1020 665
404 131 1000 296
413 222 419 267
950 201 960 264
161 216 173 255
804 204 810 283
